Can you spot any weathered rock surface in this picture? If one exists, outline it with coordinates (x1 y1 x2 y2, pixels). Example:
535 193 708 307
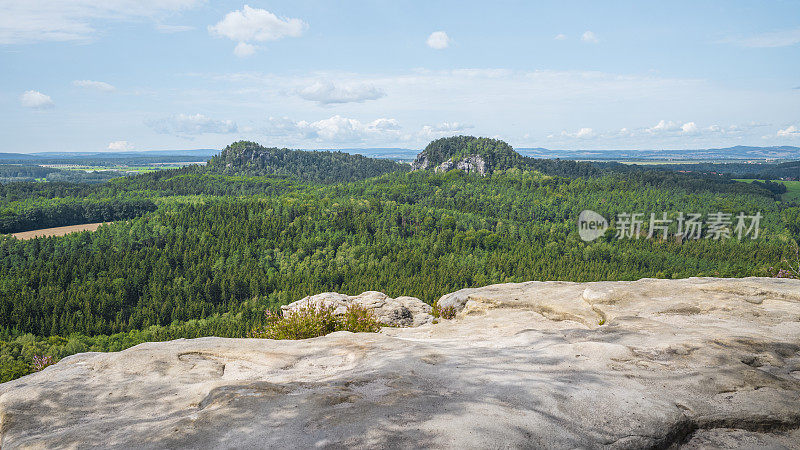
2 277 800 448
283 291 433 327
433 155 487 175
412 153 488 176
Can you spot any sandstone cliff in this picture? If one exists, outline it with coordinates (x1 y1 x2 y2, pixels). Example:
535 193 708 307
1 277 799 448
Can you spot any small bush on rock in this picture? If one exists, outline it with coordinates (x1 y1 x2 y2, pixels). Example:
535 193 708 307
32 355 55 371
432 304 457 320
250 302 382 340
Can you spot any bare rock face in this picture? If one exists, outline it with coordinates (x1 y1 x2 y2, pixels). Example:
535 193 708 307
2 277 800 448
433 154 487 175
412 152 488 175
410 153 430 170
282 291 433 327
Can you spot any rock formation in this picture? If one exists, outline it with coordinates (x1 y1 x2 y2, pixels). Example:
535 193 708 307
432 155 487 175
282 291 433 327
410 136 520 175
1 277 799 448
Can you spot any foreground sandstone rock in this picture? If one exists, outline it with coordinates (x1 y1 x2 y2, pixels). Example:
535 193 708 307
283 291 433 327
1 277 799 448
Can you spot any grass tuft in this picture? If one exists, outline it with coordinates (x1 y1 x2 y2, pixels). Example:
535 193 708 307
432 304 457 320
250 302 382 340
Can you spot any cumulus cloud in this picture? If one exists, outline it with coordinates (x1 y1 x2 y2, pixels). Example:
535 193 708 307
646 120 682 134
555 127 596 139
419 122 474 139
266 115 401 143
20 90 54 109
189 68 794 148
233 42 256 57
147 113 238 137
681 122 699 134
646 120 728 136
720 28 800 48
0 0 204 44
107 140 133 151
209 5 306 56
297 81 385 105
778 125 800 137
554 34 567 41
581 31 599 43
426 31 451 49
549 120 766 144
73 80 116 92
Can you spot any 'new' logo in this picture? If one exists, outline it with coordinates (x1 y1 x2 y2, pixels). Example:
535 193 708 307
578 210 608 242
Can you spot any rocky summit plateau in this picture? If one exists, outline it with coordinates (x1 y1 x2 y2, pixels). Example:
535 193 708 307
2 277 800 449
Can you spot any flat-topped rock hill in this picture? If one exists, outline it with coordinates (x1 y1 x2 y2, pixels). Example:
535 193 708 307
2 277 800 448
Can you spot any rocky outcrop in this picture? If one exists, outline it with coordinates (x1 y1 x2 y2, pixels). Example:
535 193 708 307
282 291 433 327
413 152 488 175
410 153 430 170
432 154 487 175
2 277 800 448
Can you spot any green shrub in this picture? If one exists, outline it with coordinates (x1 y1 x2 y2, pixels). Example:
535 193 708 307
250 302 382 340
432 304 457 320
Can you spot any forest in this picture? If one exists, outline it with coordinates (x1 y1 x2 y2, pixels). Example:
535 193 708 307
1 137 798 382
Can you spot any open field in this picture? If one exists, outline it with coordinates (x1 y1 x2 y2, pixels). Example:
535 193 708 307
736 179 800 202
782 181 800 202
9 223 106 240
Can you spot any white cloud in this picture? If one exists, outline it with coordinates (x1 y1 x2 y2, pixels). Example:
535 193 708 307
187 68 797 149
647 120 729 136
20 90 54 109
681 122 698 134
646 120 682 133
107 140 133 151
721 28 800 48
581 31 599 43
0 0 204 44
266 115 402 143
554 34 567 41
427 31 451 49
147 113 238 137
297 81 385 105
209 5 306 56
233 42 257 57
419 122 474 139
155 23 194 33
548 120 769 146
73 80 116 92
553 127 596 139
778 125 800 137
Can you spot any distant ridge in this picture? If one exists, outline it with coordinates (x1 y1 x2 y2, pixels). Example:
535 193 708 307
207 141 408 184
517 145 800 160
1 145 797 163
30 149 218 158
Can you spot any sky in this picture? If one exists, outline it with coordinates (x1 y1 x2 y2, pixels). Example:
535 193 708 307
1 0 799 153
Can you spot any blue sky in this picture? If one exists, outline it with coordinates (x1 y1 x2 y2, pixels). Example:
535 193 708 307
1 0 799 153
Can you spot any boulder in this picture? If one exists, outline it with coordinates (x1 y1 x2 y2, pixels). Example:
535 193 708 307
1 277 799 448
282 291 433 327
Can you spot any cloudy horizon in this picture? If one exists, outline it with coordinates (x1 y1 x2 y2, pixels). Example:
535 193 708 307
1 1 799 153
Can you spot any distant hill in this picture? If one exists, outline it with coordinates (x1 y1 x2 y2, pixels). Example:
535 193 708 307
411 136 603 177
518 145 800 161
207 141 409 184
0 153 40 161
29 149 218 159
411 136 523 175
